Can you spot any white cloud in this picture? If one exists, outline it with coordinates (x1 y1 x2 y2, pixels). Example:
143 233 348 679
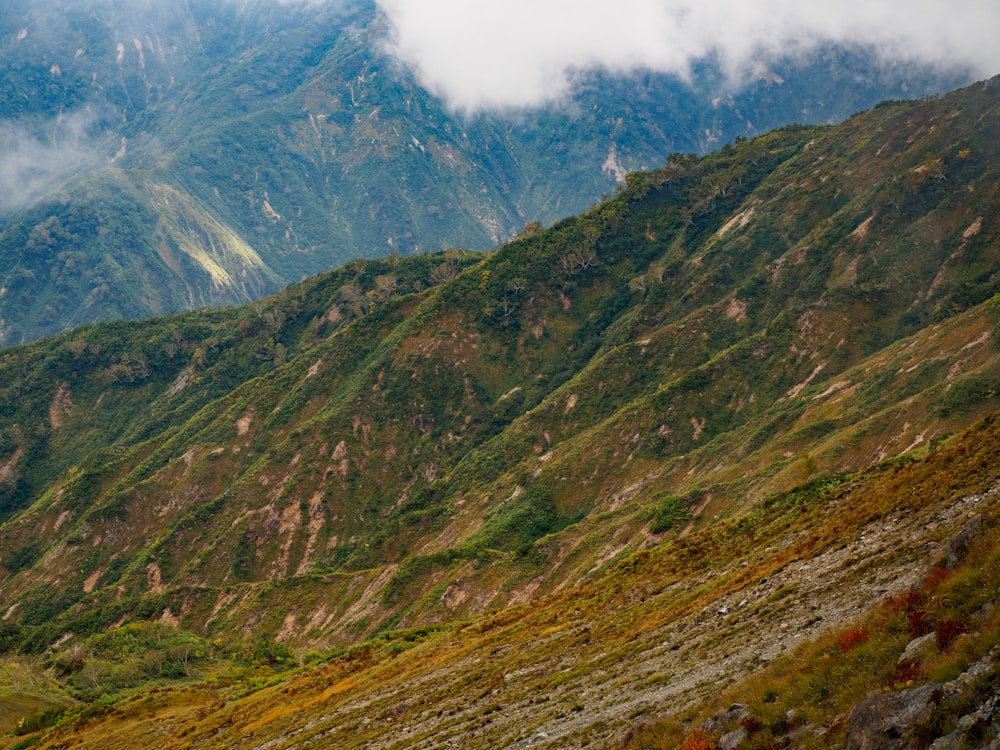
0 112 102 213
375 0 1000 112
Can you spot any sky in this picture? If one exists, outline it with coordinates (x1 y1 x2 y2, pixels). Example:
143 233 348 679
374 0 1000 112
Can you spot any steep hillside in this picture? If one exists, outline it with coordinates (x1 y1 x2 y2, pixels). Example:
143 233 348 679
6 412 999 749
0 76 999 747
0 0 969 344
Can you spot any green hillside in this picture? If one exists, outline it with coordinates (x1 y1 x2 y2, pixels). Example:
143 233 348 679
0 76 999 748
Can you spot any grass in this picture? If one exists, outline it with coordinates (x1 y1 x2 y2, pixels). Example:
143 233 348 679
4 413 999 748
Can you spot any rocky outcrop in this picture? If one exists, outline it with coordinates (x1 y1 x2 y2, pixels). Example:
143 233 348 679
846 683 943 750
701 704 749 734
945 514 983 571
846 648 1000 750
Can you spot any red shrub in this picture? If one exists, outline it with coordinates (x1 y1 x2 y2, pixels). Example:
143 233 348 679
887 588 926 614
834 628 870 653
679 729 717 750
894 658 921 684
935 619 968 651
923 566 953 590
908 608 932 637
740 716 764 734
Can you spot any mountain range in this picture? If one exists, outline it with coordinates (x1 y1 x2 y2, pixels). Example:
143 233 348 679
0 74 999 748
0 0 972 345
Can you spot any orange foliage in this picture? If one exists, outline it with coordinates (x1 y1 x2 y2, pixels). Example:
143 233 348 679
834 627 869 653
679 729 717 750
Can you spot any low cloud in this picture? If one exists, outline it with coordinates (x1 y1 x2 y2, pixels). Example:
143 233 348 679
0 112 103 213
375 0 1000 112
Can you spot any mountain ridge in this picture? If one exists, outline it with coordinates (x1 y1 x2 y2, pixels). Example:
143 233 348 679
1 75 999 747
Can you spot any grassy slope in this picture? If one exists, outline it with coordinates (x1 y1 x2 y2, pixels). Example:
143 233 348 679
0 76 999 746
1 79 1000 649
7 412 1000 749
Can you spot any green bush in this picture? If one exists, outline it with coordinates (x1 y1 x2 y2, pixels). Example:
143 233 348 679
649 494 692 534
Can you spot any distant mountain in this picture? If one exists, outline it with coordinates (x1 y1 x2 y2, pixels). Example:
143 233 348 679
0 0 972 344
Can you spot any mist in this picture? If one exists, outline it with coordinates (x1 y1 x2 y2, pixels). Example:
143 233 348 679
0 112 105 214
374 0 1000 112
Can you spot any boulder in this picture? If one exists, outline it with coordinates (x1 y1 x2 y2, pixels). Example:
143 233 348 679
946 515 983 571
702 704 749 734
719 726 748 750
898 633 936 665
845 684 942 750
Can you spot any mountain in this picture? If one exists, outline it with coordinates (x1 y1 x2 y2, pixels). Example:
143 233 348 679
0 0 973 345
1 74 999 747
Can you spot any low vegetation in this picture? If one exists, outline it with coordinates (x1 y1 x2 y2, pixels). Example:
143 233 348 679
0 76 999 747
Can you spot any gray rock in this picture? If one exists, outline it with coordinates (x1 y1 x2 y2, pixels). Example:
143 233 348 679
929 729 962 750
845 684 943 750
899 633 937 665
946 515 983 571
702 704 749 734
719 726 748 750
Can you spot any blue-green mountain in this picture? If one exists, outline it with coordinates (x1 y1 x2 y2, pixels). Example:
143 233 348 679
0 0 971 344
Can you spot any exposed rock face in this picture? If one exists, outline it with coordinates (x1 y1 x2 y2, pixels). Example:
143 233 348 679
847 648 1000 750
846 684 943 750
702 704 749 734
946 514 983 570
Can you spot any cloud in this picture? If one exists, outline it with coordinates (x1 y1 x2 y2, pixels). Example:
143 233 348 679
0 112 103 213
375 0 1000 112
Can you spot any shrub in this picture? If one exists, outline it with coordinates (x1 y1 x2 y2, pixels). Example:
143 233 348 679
834 628 869 654
650 494 691 534
679 729 717 750
934 619 967 651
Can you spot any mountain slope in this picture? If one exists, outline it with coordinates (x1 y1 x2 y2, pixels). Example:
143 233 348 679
0 0 971 344
6 408 1000 749
2 74 999 638
1 75 1000 747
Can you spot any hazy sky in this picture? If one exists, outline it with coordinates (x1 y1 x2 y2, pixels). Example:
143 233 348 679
375 0 1000 112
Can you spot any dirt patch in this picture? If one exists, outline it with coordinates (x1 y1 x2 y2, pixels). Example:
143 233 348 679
786 361 828 398
441 580 469 610
146 562 165 594
851 214 876 240
83 568 102 593
236 410 255 436
725 299 747 321
0 446 24 487
168 365 194 395
276 611 299 643
53 510 72 532
49 383 73 429
295 493 326 576
269 502 304 577
716 206 755 238
963 216 983 240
